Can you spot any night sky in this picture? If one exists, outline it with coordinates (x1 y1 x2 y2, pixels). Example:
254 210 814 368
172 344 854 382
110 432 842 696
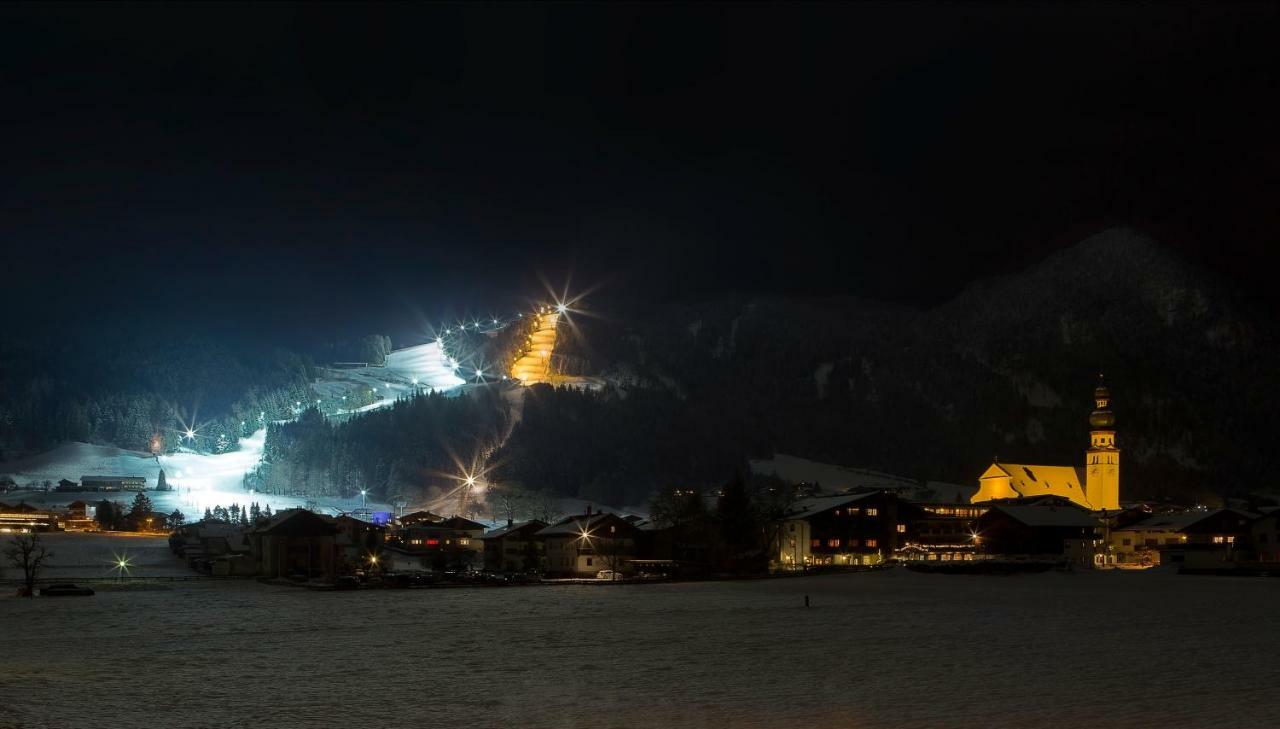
3 2 1278 345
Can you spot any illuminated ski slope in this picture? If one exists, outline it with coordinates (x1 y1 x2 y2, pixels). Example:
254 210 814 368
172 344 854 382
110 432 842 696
313 341 466 415
510 311 559 384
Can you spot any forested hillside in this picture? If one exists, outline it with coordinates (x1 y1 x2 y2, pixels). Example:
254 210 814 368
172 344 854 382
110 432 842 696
0 332 315 459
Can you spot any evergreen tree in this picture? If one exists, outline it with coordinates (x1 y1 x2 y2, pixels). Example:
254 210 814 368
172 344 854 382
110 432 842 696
166 509 186 529
204 506 213 520
249 502 261 523
262 503 273 519
127 492 154 528
96 500 118 531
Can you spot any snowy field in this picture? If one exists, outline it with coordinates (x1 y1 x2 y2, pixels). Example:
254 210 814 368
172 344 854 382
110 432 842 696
11 532 189 580
3 568 1279 729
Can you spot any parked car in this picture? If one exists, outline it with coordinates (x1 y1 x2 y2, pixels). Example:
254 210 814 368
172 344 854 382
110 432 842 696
595 570 621 581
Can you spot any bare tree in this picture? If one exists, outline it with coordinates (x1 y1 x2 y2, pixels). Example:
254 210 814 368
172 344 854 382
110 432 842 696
5 533 52 597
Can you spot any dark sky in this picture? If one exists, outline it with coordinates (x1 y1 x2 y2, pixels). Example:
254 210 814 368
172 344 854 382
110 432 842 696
2 2 1278 346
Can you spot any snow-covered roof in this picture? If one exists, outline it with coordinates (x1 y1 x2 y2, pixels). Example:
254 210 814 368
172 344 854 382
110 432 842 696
253 508 337 536
786 492 880 521
987 503 1101 529
982 463 1087 502
536 512 636 538
483 519 546 540
1117 508 1258 533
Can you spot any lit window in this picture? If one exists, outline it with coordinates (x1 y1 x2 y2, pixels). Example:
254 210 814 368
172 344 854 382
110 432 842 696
426 538 439 546
1212 536 1225 544
811 539 821 548
827 538 841 548
896 524 906 533
866 508 878 517
865 539 877 548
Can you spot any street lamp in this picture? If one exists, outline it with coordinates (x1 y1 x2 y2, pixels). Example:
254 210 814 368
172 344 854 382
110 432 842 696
360 489 367 508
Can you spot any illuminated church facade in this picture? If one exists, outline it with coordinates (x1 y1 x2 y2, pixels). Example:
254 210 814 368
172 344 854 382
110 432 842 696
971 377 1121 512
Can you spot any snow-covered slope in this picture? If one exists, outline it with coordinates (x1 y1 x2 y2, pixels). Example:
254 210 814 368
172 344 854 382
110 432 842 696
1 429 389 517
313 341 466 416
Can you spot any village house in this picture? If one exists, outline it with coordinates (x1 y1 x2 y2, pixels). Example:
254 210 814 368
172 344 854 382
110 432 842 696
400 515 487 570
482 519 546 572
169 518 254 574
899 502 988 563
974 500 1104 566
1157 508 1258 571
538 510 641 577
62 500 97 531
249 508 339 581
1109 511 1206 566
773 491 906 570
334 514 386 573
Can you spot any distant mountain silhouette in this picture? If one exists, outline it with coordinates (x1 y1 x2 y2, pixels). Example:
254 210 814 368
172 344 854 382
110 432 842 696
532 228 1274 505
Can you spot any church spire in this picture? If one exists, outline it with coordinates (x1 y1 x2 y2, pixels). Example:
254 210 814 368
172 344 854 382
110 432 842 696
1085 373 1120 510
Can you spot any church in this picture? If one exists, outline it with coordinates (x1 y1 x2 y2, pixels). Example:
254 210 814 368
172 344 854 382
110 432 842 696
971 377 1121 512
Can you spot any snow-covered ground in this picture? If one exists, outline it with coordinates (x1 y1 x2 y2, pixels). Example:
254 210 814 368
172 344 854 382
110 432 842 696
3 429 390 517
18 532 189 580
3 568 1279 728
313 341 466 417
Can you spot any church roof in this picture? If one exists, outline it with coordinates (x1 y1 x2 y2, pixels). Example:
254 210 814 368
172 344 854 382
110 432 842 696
983 463 1089 504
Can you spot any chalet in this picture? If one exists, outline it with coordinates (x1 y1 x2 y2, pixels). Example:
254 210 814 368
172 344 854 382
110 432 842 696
538 510 641 578
250 509 339 580
335 514 386 573
400 515 487 570
482 519 547 572
1109 511 1205 565
974 501 1104 566
773 491 906 570
170 519 254 574
1156 508 1258 571
398 510 444 527
62 500 97 531
899 502 988 563
57 479 79 492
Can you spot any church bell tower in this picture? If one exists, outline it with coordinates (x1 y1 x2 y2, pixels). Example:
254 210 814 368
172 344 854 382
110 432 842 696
1084 374 1120 511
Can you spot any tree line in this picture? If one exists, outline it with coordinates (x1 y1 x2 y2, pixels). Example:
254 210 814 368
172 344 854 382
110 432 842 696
248 389 510 503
